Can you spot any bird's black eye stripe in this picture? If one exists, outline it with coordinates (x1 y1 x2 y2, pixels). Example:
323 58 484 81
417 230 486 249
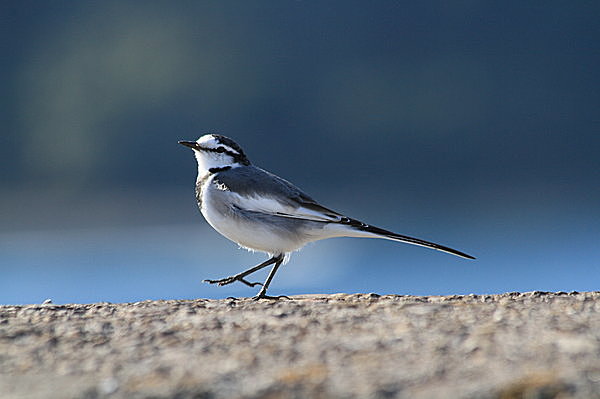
205 146 237 157
198 144 251 165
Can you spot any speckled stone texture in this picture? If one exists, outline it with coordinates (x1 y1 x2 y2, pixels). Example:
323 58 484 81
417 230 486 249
1 292 600 398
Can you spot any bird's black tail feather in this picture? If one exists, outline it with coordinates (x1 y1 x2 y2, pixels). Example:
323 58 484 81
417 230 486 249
345 220 475 259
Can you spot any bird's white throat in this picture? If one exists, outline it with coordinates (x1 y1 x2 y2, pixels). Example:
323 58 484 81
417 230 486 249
193 151 239 177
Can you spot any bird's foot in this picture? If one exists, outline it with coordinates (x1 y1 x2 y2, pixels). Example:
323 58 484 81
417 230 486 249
252 294 291 301
204 276 263 287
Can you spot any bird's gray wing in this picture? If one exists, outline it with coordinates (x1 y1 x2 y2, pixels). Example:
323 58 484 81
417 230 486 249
214 166 346 223
215 166 475 259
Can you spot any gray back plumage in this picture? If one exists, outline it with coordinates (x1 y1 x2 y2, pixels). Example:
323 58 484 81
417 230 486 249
213 166 315 207
196 162 349 226
212 165 345 221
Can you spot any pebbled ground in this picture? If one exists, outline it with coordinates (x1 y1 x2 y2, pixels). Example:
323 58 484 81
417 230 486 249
1 292 600 398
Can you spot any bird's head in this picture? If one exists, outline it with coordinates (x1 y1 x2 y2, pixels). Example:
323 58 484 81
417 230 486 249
179 134 250 175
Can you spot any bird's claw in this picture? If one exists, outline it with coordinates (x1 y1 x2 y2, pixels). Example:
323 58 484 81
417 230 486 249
203 277 263 287
203 278 231 286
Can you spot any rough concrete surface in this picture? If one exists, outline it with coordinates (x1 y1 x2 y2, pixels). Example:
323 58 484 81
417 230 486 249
1 292 600 399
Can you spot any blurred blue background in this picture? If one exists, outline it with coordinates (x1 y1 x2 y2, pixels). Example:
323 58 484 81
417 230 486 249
2 2 599 304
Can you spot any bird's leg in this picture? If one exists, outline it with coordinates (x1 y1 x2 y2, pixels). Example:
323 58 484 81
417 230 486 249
253 255 289 300
204 256 278 287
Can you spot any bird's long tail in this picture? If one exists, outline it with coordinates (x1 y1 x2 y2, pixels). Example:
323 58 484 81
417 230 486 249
329 219 475 259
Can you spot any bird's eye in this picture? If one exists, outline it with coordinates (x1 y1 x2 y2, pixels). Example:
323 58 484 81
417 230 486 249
216 147 225 153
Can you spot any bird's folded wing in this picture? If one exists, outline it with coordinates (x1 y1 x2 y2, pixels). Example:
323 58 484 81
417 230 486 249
215 165 348 223
230 192 345 223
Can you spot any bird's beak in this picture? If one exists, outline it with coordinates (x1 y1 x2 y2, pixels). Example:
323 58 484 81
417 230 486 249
178 141 200 150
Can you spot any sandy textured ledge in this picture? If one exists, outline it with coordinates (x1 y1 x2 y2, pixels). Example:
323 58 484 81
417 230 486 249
1 292 600 398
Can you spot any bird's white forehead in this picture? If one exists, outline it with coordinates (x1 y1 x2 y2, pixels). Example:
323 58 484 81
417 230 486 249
196 134 239 154
197 134 219 148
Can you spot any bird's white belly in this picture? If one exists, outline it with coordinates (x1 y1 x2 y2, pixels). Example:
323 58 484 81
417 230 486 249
200 188 308 254
202 207 303 254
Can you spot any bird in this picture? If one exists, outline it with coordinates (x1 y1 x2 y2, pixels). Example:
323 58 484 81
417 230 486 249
179 134 474 299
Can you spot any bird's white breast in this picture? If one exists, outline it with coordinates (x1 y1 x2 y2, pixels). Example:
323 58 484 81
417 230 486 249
199 175 311 255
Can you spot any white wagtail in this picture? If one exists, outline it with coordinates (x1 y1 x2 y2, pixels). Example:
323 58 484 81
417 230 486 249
179 134 474 299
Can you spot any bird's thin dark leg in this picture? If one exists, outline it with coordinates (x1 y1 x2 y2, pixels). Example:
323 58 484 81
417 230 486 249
253 255 289 300
204 256 278 287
